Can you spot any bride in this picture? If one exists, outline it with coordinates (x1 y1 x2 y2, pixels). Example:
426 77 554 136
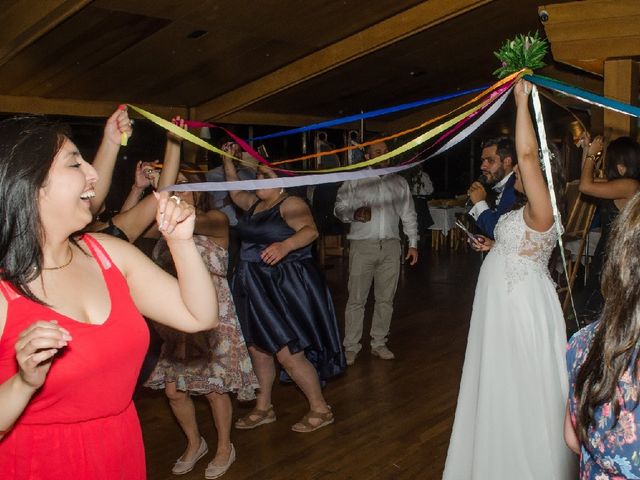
443 80 576 479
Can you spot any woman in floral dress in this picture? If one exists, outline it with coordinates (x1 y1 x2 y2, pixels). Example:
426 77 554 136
566 191 640 479
145 171 258 479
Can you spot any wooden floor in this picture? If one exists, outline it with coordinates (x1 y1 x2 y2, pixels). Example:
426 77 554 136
137 245 483 480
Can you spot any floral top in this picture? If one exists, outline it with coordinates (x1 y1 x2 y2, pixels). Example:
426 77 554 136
567 322 640 479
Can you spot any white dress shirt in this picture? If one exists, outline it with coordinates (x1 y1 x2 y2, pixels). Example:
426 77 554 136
334 174 419 248
468 171 514 221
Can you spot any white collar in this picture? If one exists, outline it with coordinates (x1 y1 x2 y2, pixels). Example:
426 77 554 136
493 171 514 192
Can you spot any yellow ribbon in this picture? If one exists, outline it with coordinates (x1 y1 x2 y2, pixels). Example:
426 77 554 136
126 105 256 169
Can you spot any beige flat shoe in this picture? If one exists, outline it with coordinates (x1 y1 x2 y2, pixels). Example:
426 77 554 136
205 444 236 479
171 437 208 475
234 405 276 430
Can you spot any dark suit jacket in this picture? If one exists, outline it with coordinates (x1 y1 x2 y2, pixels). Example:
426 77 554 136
476 174 517 239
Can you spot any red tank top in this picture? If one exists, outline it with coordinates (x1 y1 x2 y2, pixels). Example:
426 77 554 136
0 234 149 479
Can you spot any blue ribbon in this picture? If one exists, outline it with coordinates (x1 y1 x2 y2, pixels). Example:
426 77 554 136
526 74 640 118
248 85 490 141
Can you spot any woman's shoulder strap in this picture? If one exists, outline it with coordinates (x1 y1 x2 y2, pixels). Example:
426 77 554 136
80 234 113 270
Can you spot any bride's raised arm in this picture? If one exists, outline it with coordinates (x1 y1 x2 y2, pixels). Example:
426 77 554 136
515 80 554 231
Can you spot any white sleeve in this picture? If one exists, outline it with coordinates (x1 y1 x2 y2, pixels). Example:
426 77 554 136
334 181 356 223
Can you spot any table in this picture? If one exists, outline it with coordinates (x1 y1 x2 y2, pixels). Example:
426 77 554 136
428 206 466 237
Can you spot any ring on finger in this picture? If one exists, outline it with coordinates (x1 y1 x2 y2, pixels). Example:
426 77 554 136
169 194 182 205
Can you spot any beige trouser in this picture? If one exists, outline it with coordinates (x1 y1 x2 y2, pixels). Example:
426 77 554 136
343 239 401 353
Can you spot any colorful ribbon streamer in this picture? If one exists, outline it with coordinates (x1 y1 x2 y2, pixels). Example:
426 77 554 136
248 85 491 141
270 70 523 166
526 74 640 118
126 105 255 170
166 85 514 192
181 120 273 168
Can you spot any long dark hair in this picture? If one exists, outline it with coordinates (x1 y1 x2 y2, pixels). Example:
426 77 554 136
0 116 71 303
575 192 640 444
605 136 640 180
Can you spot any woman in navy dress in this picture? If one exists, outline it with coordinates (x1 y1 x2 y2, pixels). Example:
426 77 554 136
222 143 344 433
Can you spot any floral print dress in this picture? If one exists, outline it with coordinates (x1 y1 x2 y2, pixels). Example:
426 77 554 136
145 235 258 401
568 322 640 479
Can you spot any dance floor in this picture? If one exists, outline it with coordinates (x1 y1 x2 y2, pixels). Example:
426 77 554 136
137 245 483 479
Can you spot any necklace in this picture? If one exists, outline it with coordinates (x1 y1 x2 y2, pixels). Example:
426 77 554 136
43 245 74 271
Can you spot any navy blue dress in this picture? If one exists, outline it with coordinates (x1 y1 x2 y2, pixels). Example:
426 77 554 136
231 198 345 381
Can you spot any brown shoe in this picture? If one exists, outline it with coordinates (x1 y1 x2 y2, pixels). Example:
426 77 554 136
291 408 334 433
234 405 276 430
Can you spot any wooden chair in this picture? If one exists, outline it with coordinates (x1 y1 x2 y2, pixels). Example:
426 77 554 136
557 180 597 313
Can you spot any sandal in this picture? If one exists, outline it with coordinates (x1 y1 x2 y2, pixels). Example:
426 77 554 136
234 405 276 430
291 408 334 433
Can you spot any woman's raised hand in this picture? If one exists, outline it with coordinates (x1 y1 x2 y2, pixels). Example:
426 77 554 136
514 79 532 108
15 321 72 390
154 191 196 239
134 161 157 189
104 106 133 146
167 116 187 143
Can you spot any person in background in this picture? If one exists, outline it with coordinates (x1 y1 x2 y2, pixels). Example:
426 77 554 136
467 137 518 239
222 154 344 433
145 170 258 479
334 139 419 366
0 116 218 480
565 191 640 479
408 166 434 243
574 133 640 324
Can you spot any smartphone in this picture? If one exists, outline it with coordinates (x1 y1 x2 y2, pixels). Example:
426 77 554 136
455 220 482 243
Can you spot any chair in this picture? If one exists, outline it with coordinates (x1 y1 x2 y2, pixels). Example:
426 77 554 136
557 180 597 313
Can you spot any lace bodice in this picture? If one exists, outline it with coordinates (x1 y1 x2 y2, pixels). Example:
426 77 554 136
492 208 559 292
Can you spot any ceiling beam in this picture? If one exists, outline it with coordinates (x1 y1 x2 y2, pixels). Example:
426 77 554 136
0 0 93 68
194 0 494 122
0 94 188 120
540 0 640 76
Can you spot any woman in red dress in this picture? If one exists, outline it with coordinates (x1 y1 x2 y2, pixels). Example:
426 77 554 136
0 116 219 479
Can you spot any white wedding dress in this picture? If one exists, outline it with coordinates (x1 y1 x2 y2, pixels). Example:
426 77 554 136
443 208 576 479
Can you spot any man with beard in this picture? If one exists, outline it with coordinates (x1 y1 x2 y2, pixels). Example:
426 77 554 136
467 137 518 239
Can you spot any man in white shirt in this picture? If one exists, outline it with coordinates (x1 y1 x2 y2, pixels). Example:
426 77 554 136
334 140 419 365
467 137 518 239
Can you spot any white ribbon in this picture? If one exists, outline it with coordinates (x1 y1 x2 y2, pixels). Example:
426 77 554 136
531 85 578 325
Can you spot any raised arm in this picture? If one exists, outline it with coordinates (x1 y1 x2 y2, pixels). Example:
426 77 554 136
120 161 154 213
221 143 257 211
90 107 133 214
579 135 639 200
105 192 218 332
110 118 186 243
515 80 553 231
260 196 318 266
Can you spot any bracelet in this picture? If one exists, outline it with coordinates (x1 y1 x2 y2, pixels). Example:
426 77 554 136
585 154 596 161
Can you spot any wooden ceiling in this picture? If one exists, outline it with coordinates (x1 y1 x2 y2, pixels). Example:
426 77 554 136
0 0 612 130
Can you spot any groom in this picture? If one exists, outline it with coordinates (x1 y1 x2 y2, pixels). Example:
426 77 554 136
467 137 518 239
